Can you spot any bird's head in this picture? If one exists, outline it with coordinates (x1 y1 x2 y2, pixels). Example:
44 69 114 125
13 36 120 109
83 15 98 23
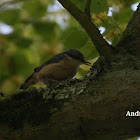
64 49 91 66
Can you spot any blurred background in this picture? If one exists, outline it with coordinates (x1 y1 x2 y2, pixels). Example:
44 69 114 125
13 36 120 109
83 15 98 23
0 0 139 94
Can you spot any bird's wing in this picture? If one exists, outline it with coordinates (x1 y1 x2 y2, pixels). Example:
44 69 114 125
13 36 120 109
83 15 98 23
34 52 66 72
23 52 66 85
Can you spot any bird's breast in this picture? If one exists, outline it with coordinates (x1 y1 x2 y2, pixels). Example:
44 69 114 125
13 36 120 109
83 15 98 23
37 61 78 81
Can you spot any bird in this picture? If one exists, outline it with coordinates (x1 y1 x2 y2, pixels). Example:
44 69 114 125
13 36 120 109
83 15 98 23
20 49 91 90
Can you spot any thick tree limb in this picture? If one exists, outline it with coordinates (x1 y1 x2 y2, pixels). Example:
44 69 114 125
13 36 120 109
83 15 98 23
57 0 114 59
116 4 140 56
0 56 140 139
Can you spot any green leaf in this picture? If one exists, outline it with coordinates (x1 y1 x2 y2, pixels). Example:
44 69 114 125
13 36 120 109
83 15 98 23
11 49 35 77
61 27 88 50
0 9 20 25
91 0 108 13
113 7 133 23
23 0 47 18
32 21 58 42
8 33 33 48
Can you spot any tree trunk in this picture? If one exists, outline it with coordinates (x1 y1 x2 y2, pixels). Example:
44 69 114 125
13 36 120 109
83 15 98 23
0 1 140 140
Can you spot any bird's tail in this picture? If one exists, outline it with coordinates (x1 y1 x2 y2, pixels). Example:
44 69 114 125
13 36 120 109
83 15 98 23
20 73 36 90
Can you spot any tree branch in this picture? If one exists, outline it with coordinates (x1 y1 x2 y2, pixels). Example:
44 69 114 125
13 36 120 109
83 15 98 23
116 4 140 56
0 56 140 138
84 0 91 20
57 0 114 59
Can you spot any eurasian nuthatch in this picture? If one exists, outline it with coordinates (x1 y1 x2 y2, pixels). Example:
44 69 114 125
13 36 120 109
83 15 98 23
20 49 91 90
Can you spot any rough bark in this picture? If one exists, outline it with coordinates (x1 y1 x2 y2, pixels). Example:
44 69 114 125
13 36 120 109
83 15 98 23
116 4 140 56
0 1 140 140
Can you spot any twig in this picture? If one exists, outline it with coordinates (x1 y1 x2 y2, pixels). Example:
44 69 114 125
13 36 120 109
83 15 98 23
84 0 91 20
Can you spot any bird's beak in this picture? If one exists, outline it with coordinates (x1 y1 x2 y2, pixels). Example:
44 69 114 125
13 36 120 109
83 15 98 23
84 61 91 66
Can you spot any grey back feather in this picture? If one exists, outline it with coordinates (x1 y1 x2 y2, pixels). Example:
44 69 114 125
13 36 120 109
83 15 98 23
34 52 66 72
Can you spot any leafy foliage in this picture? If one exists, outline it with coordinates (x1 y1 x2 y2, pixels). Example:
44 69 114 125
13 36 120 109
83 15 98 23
0 0 139 93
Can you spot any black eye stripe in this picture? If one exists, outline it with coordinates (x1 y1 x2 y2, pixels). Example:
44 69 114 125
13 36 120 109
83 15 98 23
68 53 84 61
64 49 85 62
